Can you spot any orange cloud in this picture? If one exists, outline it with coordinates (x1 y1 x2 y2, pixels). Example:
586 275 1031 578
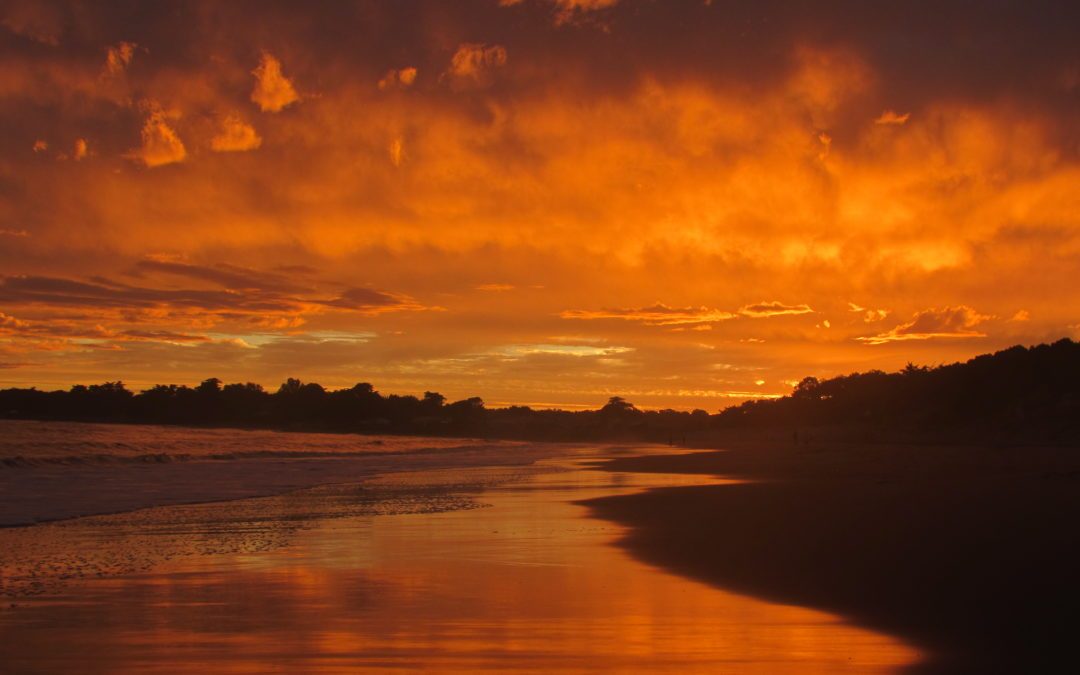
561 304 737 326
378 67 418 90
446 43 507 88
131 107 186 167
251 52 299 112
103 41 137 77
848 302 889 322
859 306 991 344
211 115 262 152
1 3 1077 410
388 136 405 166
73 138 88 160
501 0 620 26
552 0 620 25
875 109 911 125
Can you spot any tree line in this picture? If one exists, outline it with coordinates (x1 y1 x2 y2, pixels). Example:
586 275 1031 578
1 338 1077 444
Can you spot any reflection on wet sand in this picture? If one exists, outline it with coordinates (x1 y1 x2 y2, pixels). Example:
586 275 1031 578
0 452 918 672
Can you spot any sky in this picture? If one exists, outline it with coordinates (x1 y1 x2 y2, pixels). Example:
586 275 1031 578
0 0 1077 410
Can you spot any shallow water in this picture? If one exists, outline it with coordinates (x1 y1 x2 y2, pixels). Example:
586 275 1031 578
0 419 504 464
0 450 918 672
0 420 541 526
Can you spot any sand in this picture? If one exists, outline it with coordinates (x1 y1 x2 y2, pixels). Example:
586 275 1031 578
583 442 1080 673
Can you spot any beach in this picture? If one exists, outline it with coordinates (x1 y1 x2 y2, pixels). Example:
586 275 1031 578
0 421 918 672
0 420 550 526
585 442 1080 673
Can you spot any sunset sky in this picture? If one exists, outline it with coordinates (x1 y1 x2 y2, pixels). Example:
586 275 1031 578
1 0 1077 410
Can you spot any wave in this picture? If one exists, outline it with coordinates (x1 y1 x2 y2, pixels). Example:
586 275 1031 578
0 419 513 469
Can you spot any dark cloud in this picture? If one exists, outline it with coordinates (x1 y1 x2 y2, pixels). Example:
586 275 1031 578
859 305 990 344
322 287 425 313
0 274 301 312
132 259 311 293
0 273 427 317
739 301 814 318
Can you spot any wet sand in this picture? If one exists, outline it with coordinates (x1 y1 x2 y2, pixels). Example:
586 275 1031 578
0 446 918 672
584 443 1080 673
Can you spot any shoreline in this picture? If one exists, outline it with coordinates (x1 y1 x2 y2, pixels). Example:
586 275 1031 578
0 419 571 528
582 443 1080 673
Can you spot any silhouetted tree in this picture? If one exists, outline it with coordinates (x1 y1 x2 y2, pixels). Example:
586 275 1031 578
1 339 1077 444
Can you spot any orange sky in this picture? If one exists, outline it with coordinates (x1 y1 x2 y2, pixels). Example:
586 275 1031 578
1 0 1077 410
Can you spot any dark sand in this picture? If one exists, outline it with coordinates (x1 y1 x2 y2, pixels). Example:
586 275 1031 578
583 443 1080 673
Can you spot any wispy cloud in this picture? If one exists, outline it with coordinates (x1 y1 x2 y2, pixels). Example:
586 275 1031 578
874 109 911 125
446 43 507 88
561 303 737 326
848 302 889 322
859 306 990 344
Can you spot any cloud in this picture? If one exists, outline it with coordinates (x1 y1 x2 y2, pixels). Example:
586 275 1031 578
848 302 889 322
551 0 621 26
789 45 872 126
2 268 429 321
0 275 300 313
103 41 137 77
0 269 431 357
131 106 186 167
0 2 1076 408
564 300 817 325
1010 309 1030 322
859 306 991 344
0 229 29 237
738 301 814 318
875 110 911 125
132 259 307 293
73 137 87 160
1 309 211 347
0 312 30 330
211 115 262 152
495 342 632 358
446 43 507 88
1 1 61 45
32 139 47 152
500 0 620 26
321 287 426 314
251 52 299 112
477 283 515 292
116 329 210 344
378 67 417 90
388 136 405 166
561 303 736 326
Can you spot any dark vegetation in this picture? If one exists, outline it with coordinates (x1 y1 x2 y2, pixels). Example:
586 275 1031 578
1 339 1077 444
715 337 1080 444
